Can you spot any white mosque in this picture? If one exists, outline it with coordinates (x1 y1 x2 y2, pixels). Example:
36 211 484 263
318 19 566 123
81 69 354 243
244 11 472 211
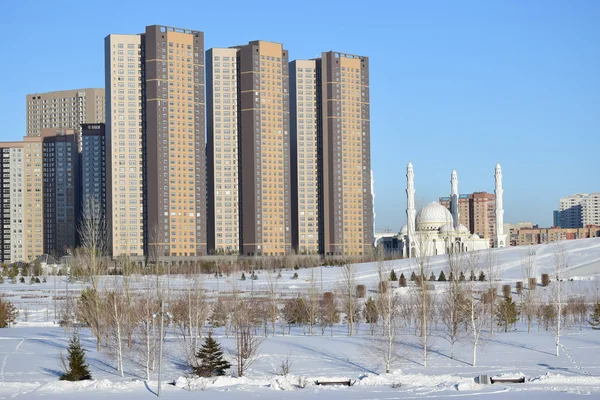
398 163 507 258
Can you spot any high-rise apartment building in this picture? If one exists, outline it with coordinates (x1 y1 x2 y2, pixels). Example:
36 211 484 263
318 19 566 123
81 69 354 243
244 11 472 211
559 193 587 228
320 52 372 256
0 143 24 263
440 191 497 247
583 193 600 227
26 89 105 145
105 25 207 258
81 124 106 217
23 136 44 261
41 129 79 257
206 48 240 254
290 59 320 255
236 41 292 256
105 33 144 257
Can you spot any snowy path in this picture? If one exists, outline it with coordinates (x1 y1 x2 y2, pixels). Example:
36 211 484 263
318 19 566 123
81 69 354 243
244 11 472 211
0 337 25 382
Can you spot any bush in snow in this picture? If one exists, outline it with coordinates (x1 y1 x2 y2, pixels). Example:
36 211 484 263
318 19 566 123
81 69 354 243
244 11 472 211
589 302 600 330
0 296 18 327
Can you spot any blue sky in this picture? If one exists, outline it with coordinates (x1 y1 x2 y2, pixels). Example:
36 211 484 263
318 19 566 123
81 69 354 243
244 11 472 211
1 0 598 230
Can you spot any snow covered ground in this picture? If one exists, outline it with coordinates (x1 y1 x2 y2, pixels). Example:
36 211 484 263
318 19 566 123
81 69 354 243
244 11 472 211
1 238 600 399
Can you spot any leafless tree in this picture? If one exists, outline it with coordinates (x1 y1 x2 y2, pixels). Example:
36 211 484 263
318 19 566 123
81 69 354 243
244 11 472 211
464 249 488 366
339 262 358 336
76 287 105 351
319 292 339 336
305 268 320 336
484 249 498 337
520 248 538 333
106 284 126 377
265 262 280 336
550 242 568 356
412 232 432 367
132 283 159 380
231 297 264 377
440 249 468 359
77 196 108 287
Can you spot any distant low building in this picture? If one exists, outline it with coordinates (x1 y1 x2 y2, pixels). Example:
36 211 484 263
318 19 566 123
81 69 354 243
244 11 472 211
515 225 600 246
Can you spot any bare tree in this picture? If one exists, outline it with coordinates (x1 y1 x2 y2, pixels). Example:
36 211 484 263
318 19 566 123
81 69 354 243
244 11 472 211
106 285 126 377
551 242 568 356
412 232 432 367
484 249 498 337
265 261 280 336
76 287 105 351
77 197 108 286
464 249 488 366
306 268 320 336
339 262 358 336
231 297 264 377
132 283 159 380
440 249 468 359
520 248 538 333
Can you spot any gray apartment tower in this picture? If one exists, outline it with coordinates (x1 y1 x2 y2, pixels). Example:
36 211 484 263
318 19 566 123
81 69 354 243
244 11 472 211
81 123 106 218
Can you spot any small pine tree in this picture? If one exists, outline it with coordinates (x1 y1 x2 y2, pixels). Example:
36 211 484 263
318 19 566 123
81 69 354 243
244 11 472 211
496 296 519 333
19 277 25 283
390 270 398 281
60 333 92 381
478 271 486 282
277 272 282 279
429 272 436 282
589 302 600 330
438 271 447 282
192 332 231 377
410 271 416 281
399 273 407 288
364 297 378 324
241 272 246 281
0 297 18 328
470 270 476 281
459 271 466 281
251 273 258 280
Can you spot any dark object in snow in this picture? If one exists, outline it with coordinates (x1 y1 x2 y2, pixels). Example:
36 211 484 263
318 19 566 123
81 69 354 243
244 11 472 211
315 379 354 386
477 374 490 384
490 376 525 384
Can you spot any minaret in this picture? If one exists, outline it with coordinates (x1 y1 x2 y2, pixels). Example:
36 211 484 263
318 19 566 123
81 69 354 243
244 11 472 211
451 169 459 228
494 163 507 248
406 162 416 241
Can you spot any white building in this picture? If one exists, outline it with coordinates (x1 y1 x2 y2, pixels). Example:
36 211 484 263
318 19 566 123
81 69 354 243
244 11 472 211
582 193 600 227
396 163 506 258
559 193 600 228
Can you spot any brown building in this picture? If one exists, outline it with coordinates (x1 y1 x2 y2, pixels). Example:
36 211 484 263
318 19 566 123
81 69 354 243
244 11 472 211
26 89 105 148
235 41 292 256
320 52 373 256
105 25 207 258
440 191 496 247
516 225 600 246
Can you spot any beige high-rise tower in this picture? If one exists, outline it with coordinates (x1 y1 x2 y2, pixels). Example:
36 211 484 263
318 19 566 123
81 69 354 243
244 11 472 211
105 25 206 258
26 88 105 144
206 48 240 254
290 59 320 255
236 41 292 256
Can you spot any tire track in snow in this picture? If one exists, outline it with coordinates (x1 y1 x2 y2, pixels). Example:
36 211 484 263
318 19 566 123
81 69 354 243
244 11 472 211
0 338 25 382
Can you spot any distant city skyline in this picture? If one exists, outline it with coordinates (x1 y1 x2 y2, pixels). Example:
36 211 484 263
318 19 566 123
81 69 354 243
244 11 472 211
1 0 599 230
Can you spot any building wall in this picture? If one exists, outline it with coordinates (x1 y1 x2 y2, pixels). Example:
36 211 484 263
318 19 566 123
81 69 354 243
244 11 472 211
23 136 44 261
26 89 105 145
105 34 145 257
559 193 587 228
0 148 12 263
81 124 106 218
440 192 496 246
516 226 600 246
206 48 240 254
42 129 79 257
320 52 372 256
290 59 320 255
9 147 24 262
583 193 600 227
238 41 292 256
144 25 207 258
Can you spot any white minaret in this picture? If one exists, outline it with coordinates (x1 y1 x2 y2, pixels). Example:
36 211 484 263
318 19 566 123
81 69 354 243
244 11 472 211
406 162 416 237
494 163 507 248
451 169 459 228
406 162 416 258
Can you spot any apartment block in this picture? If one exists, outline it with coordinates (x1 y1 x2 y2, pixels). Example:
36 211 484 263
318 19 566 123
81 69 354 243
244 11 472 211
206 48 240 255
290 59 320 255
559 193 587 228
516 225 600 246
41 129 79 256
106 25 207 258
236 41 292 256
105 33 145 257
0 143 24 263
26 89 105 146
81 124 106 217
23 136 44 261
582 193 600 227
440 191 497 246
320 51 373 256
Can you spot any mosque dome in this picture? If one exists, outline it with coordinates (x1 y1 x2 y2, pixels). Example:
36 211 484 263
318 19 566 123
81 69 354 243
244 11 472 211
416 202 454 231
399 224 408 236
470 233 481 239
439 224 455 234
457 224 469 233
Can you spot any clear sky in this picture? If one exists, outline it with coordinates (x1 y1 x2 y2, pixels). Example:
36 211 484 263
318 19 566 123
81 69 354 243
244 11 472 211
1 0 598 230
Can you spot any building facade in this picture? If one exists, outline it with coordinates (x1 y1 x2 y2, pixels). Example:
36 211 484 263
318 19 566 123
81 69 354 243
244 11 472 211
41 129 79 257
81 124 106 218
0 143 24 263
206 48 240 255
26 89 105 147
440 191 497 247
582 193 600 227
290 59 320 255
559 193 587 228
23 136 44 261
236 41 292 256
320 51 373 256
516 225 600 246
